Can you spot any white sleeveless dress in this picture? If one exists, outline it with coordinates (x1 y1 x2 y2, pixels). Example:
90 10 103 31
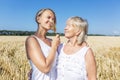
56 43 89 80
29 36 57 80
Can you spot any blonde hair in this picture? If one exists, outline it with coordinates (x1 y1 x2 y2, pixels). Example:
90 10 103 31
67 16 88 44
35 8 56 32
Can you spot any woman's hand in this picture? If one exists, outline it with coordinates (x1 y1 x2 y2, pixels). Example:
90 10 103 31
52 34 60 48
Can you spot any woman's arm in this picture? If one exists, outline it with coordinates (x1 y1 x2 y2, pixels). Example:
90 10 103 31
85 48 97 80
25 35 60 73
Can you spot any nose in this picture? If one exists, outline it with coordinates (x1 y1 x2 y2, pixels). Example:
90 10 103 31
49 19 54 23
64 25 68 30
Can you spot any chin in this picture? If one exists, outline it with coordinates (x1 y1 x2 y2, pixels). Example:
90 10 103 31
64 35 69 38
46 26 51 30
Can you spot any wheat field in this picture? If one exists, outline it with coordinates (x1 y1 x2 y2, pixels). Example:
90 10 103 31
0 36 120 80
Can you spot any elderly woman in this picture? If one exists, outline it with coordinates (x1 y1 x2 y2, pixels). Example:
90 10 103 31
57 16 97 80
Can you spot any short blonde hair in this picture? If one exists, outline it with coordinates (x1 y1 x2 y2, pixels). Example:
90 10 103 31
67 16 88 44
35 8 56 32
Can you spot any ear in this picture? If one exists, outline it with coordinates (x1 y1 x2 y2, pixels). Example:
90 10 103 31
36 16 41 23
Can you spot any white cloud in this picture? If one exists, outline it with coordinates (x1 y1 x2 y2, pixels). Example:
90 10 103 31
112 30 120 35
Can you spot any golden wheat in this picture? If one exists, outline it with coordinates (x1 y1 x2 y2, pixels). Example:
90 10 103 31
0 36 120 80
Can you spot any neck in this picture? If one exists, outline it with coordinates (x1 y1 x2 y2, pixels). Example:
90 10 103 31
35 26 47 39
68 36 78 46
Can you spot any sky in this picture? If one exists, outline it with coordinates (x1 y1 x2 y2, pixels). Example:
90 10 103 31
0 0 120 35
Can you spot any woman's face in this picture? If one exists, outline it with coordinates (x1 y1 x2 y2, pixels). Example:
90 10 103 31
37 10 55 30
64 20 79 39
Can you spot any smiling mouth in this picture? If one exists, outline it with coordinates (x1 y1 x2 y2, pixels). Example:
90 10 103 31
48 21 54 26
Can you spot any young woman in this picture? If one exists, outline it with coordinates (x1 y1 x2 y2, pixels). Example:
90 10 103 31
25 8 60 80
57 16 97 80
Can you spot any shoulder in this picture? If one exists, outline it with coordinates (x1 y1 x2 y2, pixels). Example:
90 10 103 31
26 36 35 43
86 48 93 54
25 36 38 46
85 48 95 60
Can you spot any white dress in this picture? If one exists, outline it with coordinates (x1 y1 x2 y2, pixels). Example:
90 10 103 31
56 43 89 80
29 35 57 80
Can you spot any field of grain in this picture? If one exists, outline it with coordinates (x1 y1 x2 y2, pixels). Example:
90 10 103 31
0 36 120 80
